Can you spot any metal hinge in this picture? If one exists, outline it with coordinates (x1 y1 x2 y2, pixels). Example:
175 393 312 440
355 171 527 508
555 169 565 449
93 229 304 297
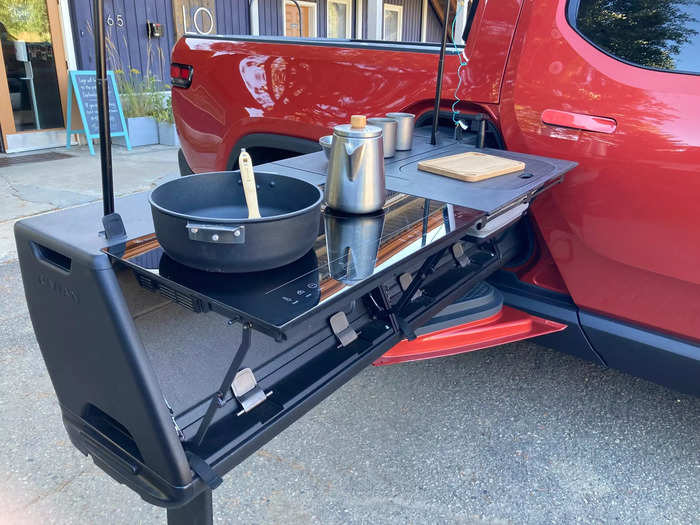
329 311 358 347
451 242 470 268
231 368 272 416
398 273 423 300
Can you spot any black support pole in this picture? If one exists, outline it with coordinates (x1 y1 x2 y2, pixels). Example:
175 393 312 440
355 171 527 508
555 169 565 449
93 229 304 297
167 489 214 525
430 0 452 145
93 0 114 217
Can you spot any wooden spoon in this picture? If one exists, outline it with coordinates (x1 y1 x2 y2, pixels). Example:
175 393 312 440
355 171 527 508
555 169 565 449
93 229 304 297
238 148 261 219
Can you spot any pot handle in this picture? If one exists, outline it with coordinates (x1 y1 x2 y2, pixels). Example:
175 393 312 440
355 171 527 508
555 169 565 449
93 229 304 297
186 222 246 244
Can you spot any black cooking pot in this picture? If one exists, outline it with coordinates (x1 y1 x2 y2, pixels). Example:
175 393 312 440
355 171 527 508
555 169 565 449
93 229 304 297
150 171 323 273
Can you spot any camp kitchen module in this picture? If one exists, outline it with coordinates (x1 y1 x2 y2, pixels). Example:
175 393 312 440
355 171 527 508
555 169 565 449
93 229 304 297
14 1 576 523
16 129 574 523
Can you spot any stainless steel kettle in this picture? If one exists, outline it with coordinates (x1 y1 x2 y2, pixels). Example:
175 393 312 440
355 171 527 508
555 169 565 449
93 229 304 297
325 210 385 284
325 115 385 214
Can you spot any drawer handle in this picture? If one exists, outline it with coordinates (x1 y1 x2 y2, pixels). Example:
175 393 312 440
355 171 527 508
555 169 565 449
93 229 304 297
542 109 617 134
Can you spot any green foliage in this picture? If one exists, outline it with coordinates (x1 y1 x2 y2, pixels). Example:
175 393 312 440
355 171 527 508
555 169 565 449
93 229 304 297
106 29 168 119
0 0 51 42
114 68 164 119
153 96 175 124
577 0 700 70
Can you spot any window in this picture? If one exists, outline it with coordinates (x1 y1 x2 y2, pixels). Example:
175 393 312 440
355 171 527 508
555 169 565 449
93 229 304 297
283 0 318 37
383 4 403 41
572 0 700 74
328 0 352 39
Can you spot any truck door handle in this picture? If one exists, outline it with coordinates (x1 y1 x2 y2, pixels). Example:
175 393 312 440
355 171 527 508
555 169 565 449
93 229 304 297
541 109 617 134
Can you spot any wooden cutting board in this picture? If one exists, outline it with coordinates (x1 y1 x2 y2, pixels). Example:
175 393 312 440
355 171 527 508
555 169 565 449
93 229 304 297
418 151 526 182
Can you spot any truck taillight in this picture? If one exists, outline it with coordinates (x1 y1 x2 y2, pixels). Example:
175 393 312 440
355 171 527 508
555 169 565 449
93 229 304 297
171 63 193 88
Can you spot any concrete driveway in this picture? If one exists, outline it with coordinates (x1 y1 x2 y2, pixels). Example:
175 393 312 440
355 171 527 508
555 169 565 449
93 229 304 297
0 145 178 264
1 257 698 524
0 145 698 524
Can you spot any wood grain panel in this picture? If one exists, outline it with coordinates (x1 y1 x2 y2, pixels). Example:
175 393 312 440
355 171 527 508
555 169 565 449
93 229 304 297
172 0 217 40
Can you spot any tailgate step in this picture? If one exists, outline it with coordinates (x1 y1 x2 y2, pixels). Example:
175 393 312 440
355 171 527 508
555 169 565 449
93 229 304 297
416 282 503 335
374 305 566 366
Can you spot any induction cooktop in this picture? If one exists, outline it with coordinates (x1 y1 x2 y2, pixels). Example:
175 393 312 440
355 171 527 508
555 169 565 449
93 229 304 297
105 192 484 335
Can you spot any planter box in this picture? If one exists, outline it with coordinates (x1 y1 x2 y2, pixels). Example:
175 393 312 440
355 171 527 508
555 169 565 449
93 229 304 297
158 122 180 147
114 116 159 147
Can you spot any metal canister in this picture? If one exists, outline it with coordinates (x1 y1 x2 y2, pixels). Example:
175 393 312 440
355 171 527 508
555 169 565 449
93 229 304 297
386 112 415 151
367 117 398 158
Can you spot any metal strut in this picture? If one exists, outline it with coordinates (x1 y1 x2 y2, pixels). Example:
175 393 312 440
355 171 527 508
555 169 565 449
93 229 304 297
193 323 253 447
374 248 448 341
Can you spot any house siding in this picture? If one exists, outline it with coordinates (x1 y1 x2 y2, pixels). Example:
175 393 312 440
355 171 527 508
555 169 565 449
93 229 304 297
362 0 440 42
69 0 177 80
425 1 443 42
68 0 442 82
259 0 282 35
215 0 251 35
362 0 368 38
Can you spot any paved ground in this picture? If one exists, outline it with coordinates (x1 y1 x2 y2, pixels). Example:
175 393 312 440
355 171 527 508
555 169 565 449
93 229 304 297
0 147 698 524
1 256 699 524
0 144 178 263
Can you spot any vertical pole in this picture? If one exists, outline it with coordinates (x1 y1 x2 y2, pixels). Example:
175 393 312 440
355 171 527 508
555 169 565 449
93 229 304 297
477 118 486 148
430 0 451 145
250 0 260 35
94 0 114 217
167 489 214 525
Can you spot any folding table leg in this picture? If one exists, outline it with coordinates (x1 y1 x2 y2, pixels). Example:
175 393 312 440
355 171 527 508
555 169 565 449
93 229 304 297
167 489 213 525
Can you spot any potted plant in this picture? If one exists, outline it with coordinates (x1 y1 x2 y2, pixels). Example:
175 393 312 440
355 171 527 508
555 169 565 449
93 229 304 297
113 69 161 147
154 97 180 147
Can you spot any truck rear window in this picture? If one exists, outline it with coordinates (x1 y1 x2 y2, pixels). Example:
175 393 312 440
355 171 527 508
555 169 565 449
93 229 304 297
572 0 700 74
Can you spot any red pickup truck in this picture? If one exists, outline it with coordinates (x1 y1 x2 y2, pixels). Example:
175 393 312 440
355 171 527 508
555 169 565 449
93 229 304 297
171 0 700 395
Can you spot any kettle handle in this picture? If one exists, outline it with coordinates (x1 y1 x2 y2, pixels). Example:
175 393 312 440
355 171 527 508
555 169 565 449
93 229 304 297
344 142 366 181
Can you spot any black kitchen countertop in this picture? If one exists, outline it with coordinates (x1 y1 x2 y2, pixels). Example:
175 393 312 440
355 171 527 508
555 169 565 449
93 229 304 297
105 192 484 336
255 133 576 215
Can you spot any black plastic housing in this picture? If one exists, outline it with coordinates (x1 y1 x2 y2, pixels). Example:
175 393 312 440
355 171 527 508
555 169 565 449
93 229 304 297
15 191 526 508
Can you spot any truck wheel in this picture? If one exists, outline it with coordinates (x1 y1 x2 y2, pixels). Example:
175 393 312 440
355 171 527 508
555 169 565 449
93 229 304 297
227 134 321 170
178 149 194 176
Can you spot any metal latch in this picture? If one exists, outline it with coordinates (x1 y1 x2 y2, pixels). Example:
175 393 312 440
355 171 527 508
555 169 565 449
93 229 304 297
330 311 358 347
451 242 470 268
231 368 272 416
398 273 422 300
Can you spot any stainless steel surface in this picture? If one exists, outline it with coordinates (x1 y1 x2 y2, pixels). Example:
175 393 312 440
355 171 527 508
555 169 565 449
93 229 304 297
319 135 333 159
367 117 398 158
466 203 529 239
325 211 385 284
186 222 246 244
325 123 386 214
333 123 382 138
386 112 415 151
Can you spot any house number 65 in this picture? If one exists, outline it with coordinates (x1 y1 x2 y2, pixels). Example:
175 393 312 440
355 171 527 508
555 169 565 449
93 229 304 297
106 14 125 27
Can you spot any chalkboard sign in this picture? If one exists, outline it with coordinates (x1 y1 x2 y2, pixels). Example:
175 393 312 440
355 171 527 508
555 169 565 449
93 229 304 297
66 70 131 155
